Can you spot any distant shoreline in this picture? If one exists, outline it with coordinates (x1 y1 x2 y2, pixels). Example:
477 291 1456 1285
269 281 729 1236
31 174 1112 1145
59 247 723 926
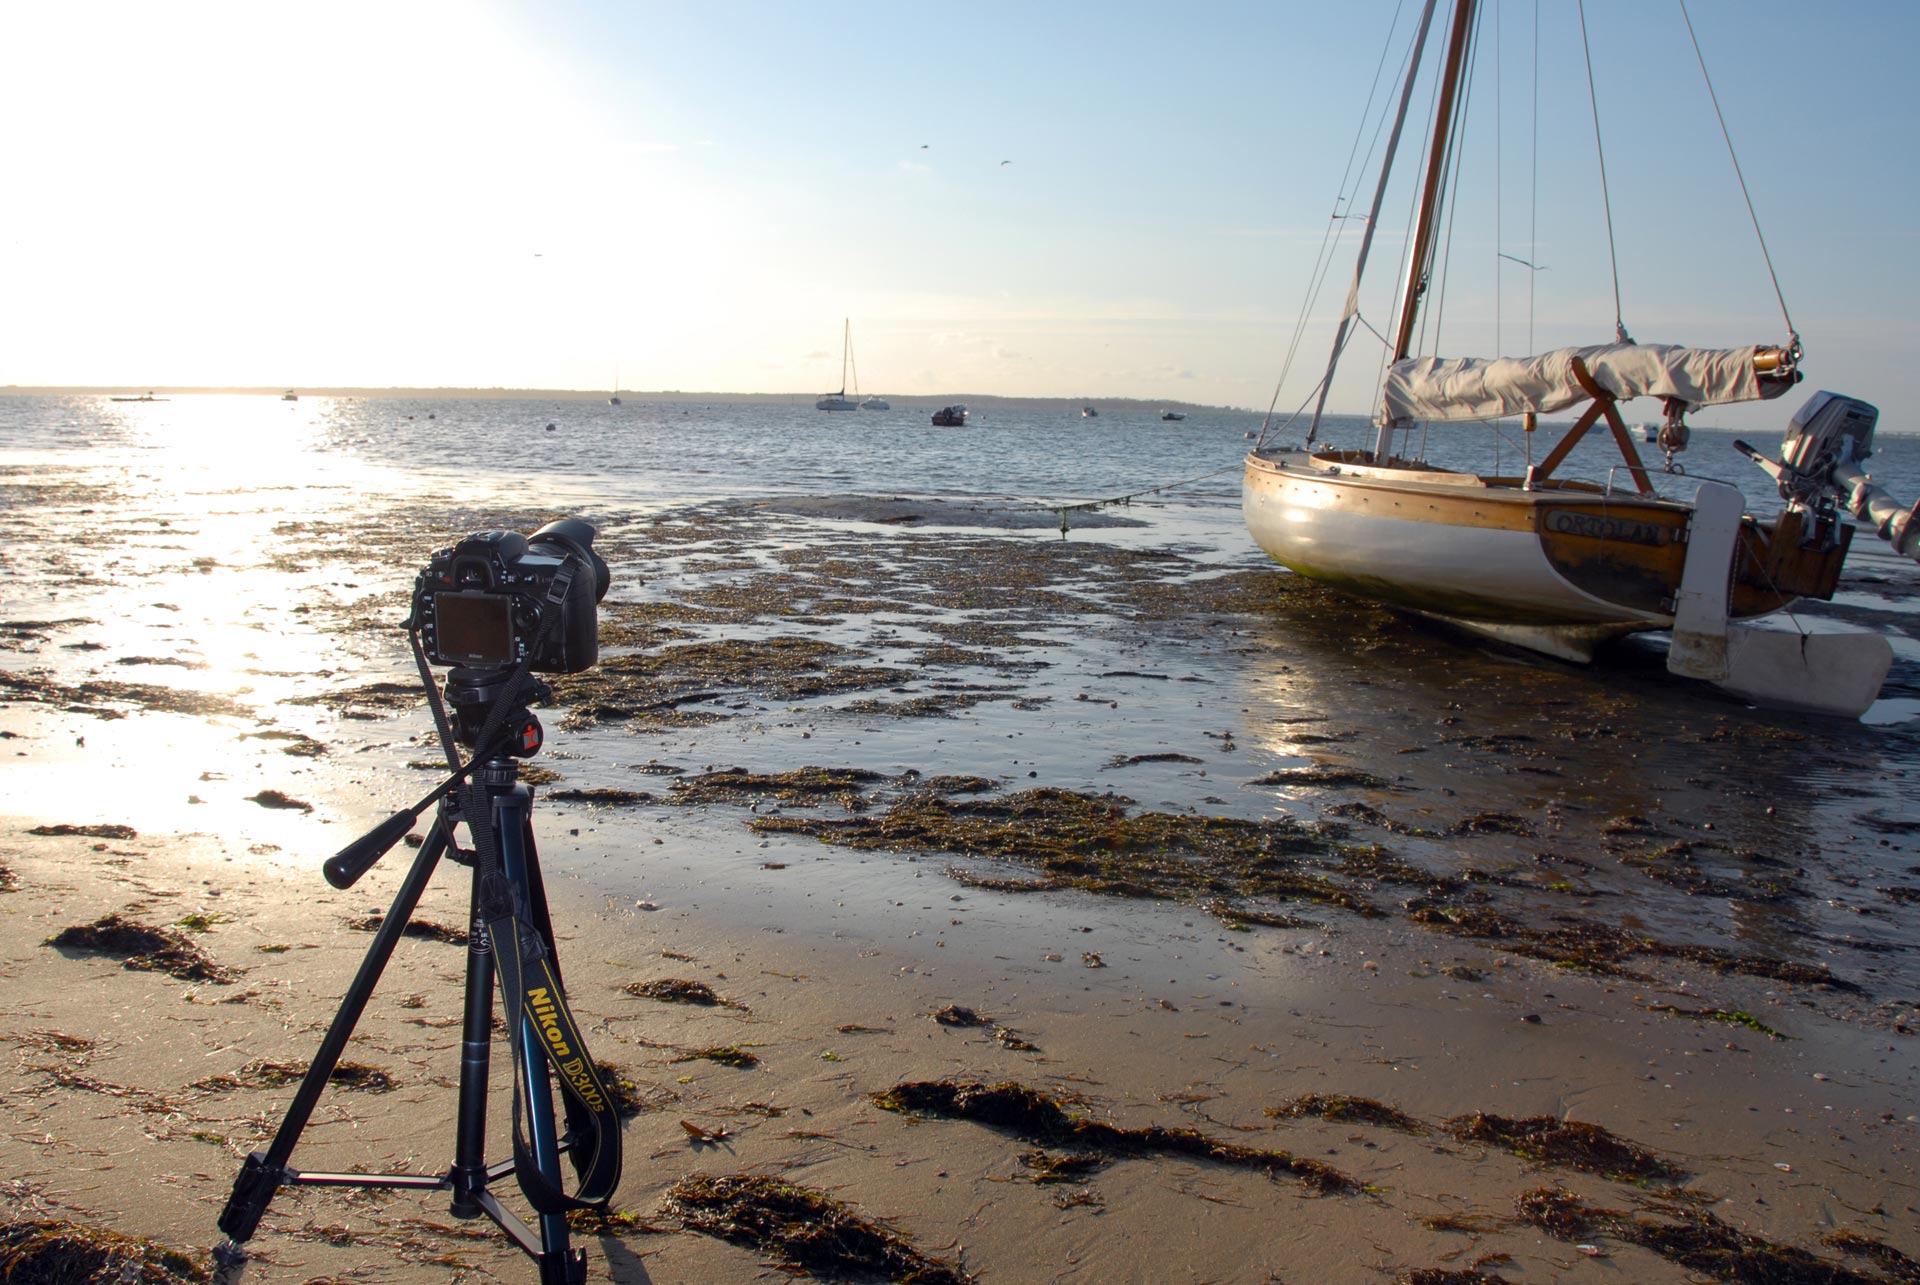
0 386 1255 413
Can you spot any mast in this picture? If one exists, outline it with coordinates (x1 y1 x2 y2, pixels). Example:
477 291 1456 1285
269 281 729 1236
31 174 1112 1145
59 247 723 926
1307 0 1443 444
1373 0 1479 458
839 318 850 397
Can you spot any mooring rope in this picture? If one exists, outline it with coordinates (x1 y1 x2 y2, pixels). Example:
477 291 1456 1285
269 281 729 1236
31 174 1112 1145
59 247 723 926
1050 460 1248 537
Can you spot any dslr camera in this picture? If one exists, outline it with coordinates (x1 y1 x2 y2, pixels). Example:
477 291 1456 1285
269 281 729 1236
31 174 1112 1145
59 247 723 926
413 518 611 674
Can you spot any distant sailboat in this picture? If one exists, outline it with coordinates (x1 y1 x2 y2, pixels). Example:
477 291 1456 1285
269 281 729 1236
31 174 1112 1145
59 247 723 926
609 362 621 406
110 391 167 402
816 319 858 411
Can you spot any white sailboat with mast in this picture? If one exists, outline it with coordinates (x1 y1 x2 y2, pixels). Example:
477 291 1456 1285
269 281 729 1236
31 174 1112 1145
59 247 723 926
816 319 858 411
1242 0 1917 717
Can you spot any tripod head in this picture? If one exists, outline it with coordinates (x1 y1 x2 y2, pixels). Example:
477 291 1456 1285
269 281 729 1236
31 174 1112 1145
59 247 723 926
445 665 551 758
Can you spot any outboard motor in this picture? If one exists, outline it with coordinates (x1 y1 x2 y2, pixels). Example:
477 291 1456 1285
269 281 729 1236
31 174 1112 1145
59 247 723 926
1737 392 1920 562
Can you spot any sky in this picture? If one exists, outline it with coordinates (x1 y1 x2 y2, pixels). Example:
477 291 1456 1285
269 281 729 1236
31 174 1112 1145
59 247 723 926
3 1 1916 427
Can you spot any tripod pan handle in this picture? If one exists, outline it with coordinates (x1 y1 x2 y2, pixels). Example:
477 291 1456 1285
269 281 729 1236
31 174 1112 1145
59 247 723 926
325 810 417 889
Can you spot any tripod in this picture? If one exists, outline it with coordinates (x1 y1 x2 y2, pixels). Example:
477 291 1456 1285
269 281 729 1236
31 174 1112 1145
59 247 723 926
216 674 617 1283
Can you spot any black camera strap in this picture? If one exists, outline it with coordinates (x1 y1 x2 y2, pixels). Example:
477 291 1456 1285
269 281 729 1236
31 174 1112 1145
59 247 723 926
481 851 623 1213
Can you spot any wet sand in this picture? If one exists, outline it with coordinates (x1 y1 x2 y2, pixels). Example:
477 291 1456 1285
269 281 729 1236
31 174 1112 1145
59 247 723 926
3 459 1919 1283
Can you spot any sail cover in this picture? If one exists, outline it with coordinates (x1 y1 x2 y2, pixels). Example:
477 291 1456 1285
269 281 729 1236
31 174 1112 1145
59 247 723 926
1380 343 1792 424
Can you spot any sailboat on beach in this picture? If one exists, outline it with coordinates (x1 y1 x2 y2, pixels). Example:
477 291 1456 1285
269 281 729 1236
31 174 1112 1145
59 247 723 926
1242 0 1917 717
816 319 858 411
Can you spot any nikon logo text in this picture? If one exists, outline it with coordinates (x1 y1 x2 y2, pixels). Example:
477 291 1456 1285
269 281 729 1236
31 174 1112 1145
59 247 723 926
527 986 571 1058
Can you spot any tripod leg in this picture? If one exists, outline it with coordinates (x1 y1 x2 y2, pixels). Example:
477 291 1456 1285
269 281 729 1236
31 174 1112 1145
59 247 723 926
217 820 451 1245
448 859 496 1217
494 784 584 1283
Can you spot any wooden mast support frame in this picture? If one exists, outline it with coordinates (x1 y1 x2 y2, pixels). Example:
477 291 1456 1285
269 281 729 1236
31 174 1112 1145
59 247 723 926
1524 356 1656 495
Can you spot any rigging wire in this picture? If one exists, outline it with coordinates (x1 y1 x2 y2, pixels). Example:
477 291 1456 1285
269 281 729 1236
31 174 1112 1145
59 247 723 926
1577 0 1632 344
1258 0 1414 448
1372 10 1455 449
1527 0 1539 358
1678 0 1799 349
1494 0 1503 359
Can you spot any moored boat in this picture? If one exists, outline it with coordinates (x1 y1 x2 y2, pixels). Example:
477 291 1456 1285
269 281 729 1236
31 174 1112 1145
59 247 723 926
1241 0 1915 717
931 405 967 427
817 318 858 411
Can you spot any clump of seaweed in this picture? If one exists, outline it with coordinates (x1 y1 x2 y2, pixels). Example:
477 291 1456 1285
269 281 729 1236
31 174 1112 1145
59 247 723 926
1821 1231 1920 1281
624 978 744 1010
28 822 138 840
932 1004 989 1027
1515 1187 1883 1283
0 1217 209 1284
544 788 657 806
673 1045 761 1068
592 1059 653 1118
1396 1270 1514 1285
344 914 469 945
46 913 236 983
671 766 887 809
1645 1005 1787 1039
754 787 1378 918
665 1173 969 1284
566 1206 669 1237
1019 1149 1108 1184
1268 1095 1426 1134
1252 764 1393 790
873 1080 1358 1195
1408 905 1859 992
1448 1113 1681 1183
245 789 312 811
193 1059 396 1093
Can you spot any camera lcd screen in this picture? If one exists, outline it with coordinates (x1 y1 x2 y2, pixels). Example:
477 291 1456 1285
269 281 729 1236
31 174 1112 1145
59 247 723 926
435 592 516 664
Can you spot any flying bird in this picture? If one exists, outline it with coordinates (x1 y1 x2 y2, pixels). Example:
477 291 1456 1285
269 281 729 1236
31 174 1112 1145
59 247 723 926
1000 159 1011 165
920 143 929 149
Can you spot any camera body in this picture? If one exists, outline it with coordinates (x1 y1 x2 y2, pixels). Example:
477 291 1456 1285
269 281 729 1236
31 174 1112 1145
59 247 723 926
414 519 610 674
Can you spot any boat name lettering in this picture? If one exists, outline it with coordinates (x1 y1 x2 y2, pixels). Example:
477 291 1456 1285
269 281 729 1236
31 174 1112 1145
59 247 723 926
1544 511 1668 546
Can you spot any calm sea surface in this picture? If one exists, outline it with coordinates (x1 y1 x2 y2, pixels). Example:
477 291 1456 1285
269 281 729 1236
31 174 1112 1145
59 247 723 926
4 392 1916 527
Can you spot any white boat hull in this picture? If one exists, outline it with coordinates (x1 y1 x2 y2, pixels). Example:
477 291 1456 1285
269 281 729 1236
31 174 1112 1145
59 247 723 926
1243 448 1692 660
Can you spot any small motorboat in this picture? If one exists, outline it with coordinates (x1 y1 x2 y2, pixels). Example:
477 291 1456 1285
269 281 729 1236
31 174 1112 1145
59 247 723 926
282 390 299 401
1161 410 1187 421
109 391 167 402
931 405 967 426
1082 405 1099 418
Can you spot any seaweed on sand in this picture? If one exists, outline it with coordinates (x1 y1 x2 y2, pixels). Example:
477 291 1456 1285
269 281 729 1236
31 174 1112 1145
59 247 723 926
665 1173 969 1284
1515 1187 1886 1283
0 669 253 720
193 1058 396 1093
754 788 1381 917
673 1044 761 1068
1267 1095 1426 1134
46 913 236 983
1821 1232 1920 1282
1448 1113 1683 1183
671 766 889 809
28 822 138 840
0 1217 209 1284
345 913 469 945
1407 905 1861 992
1396 1270 1515 1285
624 978 745 1010
873 1080 1359 1195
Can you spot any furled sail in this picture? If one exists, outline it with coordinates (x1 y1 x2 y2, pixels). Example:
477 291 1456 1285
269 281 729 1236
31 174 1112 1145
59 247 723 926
1380 342 1797 424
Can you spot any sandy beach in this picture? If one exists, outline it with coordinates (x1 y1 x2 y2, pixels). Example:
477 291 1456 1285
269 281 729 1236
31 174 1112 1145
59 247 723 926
4 423 1920 1283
